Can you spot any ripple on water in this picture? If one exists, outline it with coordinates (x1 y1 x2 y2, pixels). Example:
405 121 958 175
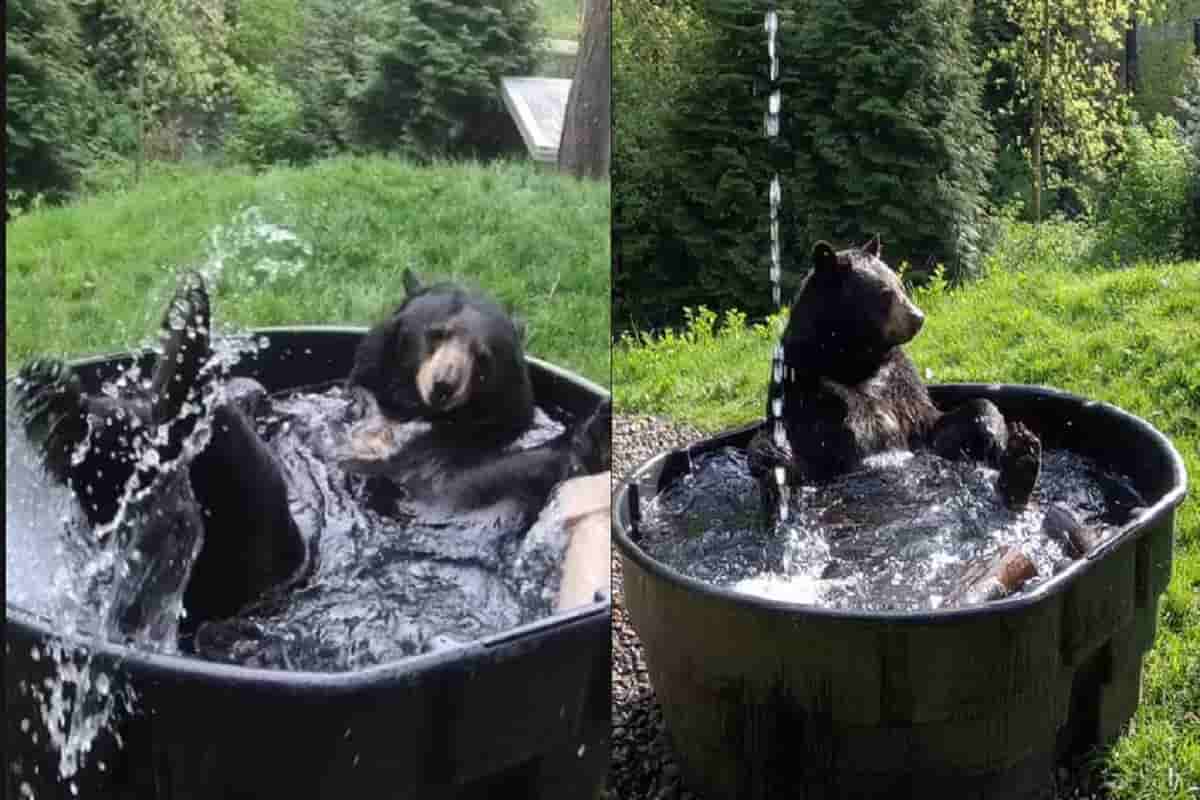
637 446 1142 612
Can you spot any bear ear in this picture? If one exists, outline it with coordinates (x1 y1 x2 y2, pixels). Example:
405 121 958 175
812 240 839 271
861 234 882 258
402 268 423 297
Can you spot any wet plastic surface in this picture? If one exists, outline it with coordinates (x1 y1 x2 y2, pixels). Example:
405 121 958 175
6 327 611 800
614 384 1187 800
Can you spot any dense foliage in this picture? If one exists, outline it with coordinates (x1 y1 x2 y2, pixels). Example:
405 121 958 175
6 0 545 210
614 0 996 329
1094 115 1197 263
357 0 541 158
6 0 94 206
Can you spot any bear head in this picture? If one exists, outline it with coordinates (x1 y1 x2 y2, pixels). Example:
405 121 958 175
349 270 535 438
782 235 925 385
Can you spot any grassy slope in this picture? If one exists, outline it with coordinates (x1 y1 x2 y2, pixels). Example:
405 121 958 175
5 157 610 387
614 254 1200 799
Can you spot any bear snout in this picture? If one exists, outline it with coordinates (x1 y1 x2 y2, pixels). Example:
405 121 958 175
417 339 473 411
883 299 925 345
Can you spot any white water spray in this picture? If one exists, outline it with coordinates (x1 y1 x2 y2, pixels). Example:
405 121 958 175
765 4 790 523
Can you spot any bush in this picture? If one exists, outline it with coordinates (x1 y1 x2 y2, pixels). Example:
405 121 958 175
628 0 996 331
6 0 94 207
1178 56 1200 260
355 0 541 158
1094 115 1196 264
227 68 313 167
283 0 392 158
612 0 715 329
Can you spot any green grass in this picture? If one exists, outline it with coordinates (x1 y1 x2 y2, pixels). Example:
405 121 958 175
540 0 581 40
614 228 1200 799
5 156 611 388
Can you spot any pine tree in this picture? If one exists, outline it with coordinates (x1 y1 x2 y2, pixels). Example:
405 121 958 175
784 0 995 282
660 0 996 324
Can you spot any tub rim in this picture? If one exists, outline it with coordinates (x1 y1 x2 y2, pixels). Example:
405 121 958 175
5 326 611 687
612 382 1187 625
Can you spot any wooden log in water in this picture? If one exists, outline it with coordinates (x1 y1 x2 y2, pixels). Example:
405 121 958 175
948 546 1038 607
1042 503 1103 557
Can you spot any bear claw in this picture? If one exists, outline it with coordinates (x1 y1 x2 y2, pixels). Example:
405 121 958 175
997 421 1041 510
150 271 213 425
569 397 612 475
13 358 88 482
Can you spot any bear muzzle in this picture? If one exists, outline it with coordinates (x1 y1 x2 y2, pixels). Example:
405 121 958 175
417 339 473 411
884 300 925 346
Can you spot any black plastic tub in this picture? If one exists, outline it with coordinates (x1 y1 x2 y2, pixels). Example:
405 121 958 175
613 384 1187 800
5 327 611 800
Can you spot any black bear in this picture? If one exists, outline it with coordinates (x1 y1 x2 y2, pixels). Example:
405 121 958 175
749 236 1040 516
14 270 608 642
346 269 609 515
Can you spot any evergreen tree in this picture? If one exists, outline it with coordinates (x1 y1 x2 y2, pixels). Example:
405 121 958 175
784 0 996 282
658 0 996 326
6 0 94 206
356 0 541 159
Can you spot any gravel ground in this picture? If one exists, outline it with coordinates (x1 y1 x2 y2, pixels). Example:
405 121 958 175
606 413 1108 800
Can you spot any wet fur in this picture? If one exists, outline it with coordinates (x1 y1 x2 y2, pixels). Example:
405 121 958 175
751 237 1034 507
347 270 608 518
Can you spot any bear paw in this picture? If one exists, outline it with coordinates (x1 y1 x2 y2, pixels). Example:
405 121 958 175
13 359 88 483
997 420 1041 510
568 397 612 476
150 270 212 426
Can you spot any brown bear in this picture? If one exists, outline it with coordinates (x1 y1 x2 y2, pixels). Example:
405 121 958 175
749 235 1040 517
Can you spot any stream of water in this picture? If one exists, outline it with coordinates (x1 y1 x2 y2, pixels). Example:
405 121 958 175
763 3 792 526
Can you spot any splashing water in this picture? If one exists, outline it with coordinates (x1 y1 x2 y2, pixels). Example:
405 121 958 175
190 386 577 672
637 446 1143 611
199 205 313 293
4 206 302 782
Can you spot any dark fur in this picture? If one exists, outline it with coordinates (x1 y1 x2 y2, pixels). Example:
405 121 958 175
347 270 609 516
14 274 307 634
15 271 608 635
750 237 1038 510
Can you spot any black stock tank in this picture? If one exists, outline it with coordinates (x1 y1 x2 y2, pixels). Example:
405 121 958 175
6 327 611 800
613 384 1186 800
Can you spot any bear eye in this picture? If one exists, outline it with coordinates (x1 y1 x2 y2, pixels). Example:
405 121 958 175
426 326 449 345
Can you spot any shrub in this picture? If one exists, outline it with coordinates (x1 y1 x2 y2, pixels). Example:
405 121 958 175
226 68 313 167
612 0 715 329
6 0 93 206
283 0 392 158
641 0 996 331
1178 56 1200 259
1094 115 1195 264
355 0 541 159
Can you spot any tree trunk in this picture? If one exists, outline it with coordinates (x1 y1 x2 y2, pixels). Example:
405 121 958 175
557 0 610 180
1031 0 1051 224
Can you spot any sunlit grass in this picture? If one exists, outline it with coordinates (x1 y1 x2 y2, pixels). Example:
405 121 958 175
615 223 1200 799
5 155 611 387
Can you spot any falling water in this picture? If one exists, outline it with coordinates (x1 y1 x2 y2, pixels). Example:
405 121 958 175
764 4 790 523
